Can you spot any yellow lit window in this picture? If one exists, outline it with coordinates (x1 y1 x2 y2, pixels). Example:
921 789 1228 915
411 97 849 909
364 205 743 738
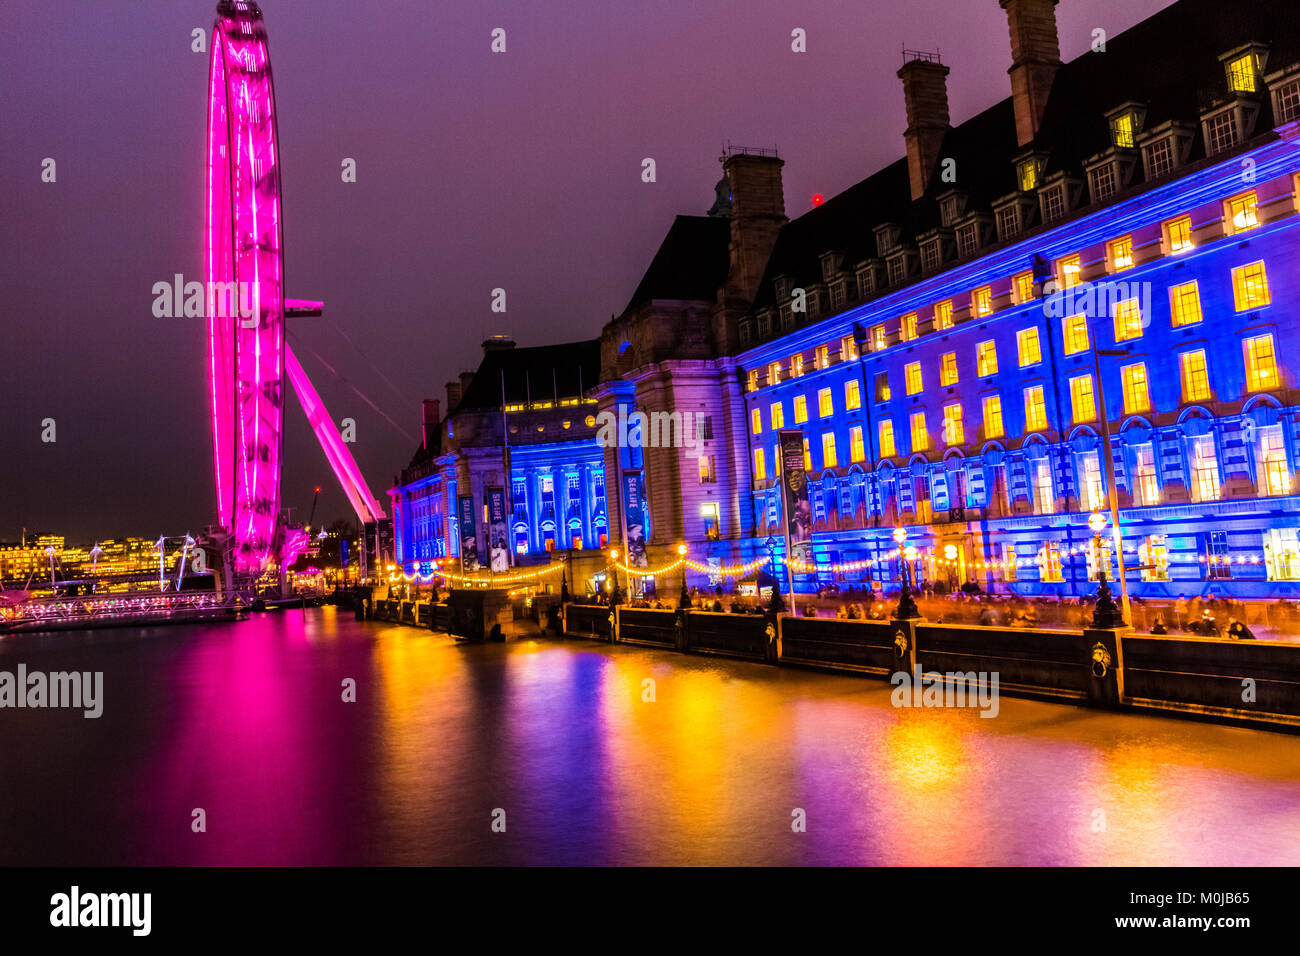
1232 261 1271 311
849 426 865 463
1113 298 1143 341
842 335 857 361
977 340 998 377
879 419 897 458
1024 386 1048 431
1192 437 1220 502
1169 281 1203 327
815 345 829 369
972 286 993 318
875 373 891 402
750 407 762 435
910 411 928 452
1259 426 1289 496
753 447 766 480
770 402 784 429
1014 271 1034 304
983 394 1004 438
942 404 964 446
792 395 807 424
1225 191 1259 234
1063 314 1090 354
870 324 887 350
1121 363 1150 414
1070 374 1096 423
790 353 804 377
817 388 833 417
933 300 953 330
845 379 861 410
1108 235 1133 272
768 361 781 385
1180 350 1211 402
822 432 838 468
1228 53 1257 93
905 362 923 395
1244 334 1279 392
1111 112 1135 148
1059 254 1082 288
1017 327 1042 366
803 437 812 472
1166 215 1194 254
900 312 918 341
698 455 715 483
940 352 959 386
1017 158 1038 192
747 369 758 391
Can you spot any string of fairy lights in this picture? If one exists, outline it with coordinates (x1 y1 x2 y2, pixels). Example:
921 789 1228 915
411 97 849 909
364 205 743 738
385 537 1266 589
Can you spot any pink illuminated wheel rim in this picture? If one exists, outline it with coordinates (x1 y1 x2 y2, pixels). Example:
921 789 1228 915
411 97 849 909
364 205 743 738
205 0 285 575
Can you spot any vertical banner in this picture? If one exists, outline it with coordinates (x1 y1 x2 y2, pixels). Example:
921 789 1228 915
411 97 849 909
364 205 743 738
459 494 479 571
621 470 648 568
487 488 509 572
779 429 812 569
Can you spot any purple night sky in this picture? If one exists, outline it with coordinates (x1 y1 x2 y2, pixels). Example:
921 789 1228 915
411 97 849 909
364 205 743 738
1 0 1176 542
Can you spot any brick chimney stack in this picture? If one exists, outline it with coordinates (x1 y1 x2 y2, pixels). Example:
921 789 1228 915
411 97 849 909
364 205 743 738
722 151 787 307
897 53 951 201
1001 0 1061 148
445 380 462 412
421 399 440 450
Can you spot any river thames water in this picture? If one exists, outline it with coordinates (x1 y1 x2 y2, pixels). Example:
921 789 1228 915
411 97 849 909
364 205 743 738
1 606 1298 866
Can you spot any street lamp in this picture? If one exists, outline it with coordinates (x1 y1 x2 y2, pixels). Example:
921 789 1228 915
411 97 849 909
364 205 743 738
893 527 919 619
1088 509 1125 627
608 548 622 606
1090 341 1134 626
764 536 784 612
676 544 690 609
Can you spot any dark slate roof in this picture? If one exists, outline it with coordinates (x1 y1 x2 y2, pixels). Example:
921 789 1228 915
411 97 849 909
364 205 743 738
457 338 601 410
748 0 1300 319
619 215 731 317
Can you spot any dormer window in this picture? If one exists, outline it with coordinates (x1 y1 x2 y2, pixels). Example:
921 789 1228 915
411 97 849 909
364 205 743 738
1138 120 1194 181
874 224 902 257
955 220 979 258
919 236 943 272
1041 183 1066 222
1266 63 1300 124
1111 112 1136 148
1016 157 1040 192
819 250 845 282
774 275 793 300
1088 163 1117 203
1204 109 1239 154
938 191 967 227
1226 50 1267 93
995 203 1020 241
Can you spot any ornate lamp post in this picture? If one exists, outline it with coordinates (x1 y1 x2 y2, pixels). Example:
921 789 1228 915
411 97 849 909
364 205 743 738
608 548 622 606
1089 509 1125 627
893 527 920 619
764 535 784 612
676 544 690 609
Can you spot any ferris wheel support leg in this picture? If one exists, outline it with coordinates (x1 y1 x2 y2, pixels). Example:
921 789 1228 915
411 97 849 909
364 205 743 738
284 343 388 527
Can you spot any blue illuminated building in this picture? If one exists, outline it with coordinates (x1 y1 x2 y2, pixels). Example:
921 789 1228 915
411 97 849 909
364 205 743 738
395 0 1300 601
